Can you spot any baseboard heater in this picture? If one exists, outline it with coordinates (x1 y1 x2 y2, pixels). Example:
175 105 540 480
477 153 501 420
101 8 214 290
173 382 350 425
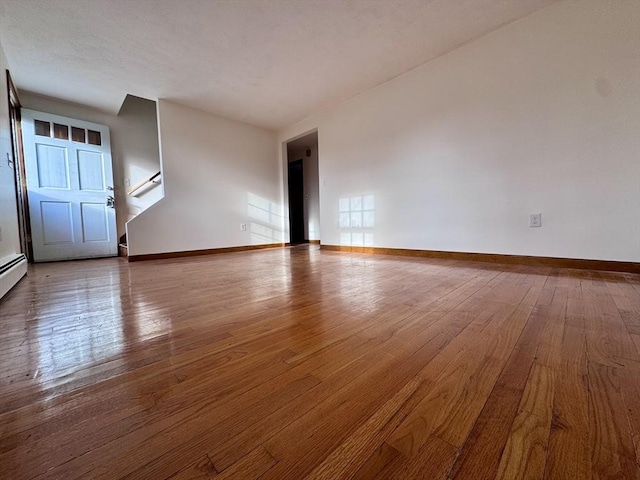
0 253 27 300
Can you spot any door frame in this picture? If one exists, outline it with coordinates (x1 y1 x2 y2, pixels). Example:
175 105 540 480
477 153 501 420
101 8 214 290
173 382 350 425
282 128 319 245
5 70 32 261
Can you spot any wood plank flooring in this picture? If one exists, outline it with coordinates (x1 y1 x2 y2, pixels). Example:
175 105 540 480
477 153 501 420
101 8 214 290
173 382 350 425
0 245 639 479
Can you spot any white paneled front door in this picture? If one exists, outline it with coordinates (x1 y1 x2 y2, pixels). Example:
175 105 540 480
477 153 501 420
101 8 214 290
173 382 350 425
22 110 117 262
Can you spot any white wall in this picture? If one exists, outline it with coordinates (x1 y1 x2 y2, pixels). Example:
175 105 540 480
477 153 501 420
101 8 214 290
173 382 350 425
279 0 640 262
126 100 281 256
0 41 22 262
288 140 320 241
19 93 162 239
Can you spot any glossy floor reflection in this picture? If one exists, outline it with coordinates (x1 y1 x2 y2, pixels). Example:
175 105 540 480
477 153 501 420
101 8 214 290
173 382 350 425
0 245 638 479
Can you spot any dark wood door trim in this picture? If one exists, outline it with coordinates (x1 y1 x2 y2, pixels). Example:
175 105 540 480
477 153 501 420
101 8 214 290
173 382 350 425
5 70 32 261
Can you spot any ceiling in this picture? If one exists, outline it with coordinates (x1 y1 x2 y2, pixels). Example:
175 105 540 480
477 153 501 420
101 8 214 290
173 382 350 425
0 0 555 130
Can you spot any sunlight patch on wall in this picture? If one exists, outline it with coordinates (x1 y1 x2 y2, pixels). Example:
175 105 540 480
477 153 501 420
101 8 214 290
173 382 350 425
248 192 284 244
339 194 375 247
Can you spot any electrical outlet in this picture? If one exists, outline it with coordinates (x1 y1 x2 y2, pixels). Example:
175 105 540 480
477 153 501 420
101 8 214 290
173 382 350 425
240 223 247 231
529 213 542 228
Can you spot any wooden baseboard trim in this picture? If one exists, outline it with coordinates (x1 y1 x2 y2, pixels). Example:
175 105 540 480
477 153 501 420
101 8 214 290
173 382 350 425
308 240 321 245
128 243 287 262
320 245 640 274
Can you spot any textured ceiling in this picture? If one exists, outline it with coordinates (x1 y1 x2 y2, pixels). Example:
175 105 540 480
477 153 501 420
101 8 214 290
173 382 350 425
0 0 555 130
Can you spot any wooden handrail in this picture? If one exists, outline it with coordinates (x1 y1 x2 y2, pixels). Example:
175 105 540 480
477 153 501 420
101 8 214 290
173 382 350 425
127 171 161 196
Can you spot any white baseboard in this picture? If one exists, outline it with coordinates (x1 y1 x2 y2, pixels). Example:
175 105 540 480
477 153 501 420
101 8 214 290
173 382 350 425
0 254 27 300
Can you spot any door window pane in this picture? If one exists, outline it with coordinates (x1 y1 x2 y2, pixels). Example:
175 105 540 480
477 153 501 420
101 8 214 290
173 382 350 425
35 120 50 137
54 123 69 140
71 127 86 143
87 130 102 146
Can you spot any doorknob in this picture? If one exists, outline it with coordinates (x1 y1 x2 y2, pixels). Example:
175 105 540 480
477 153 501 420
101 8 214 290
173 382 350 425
106 196 115 208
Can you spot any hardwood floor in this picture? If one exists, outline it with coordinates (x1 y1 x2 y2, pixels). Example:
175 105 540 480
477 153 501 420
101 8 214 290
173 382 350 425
0 245 638 479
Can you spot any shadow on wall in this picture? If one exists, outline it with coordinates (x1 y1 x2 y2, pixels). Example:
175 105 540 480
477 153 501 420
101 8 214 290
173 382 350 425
248 192 284 245
117 95 162 230
339 194 375 246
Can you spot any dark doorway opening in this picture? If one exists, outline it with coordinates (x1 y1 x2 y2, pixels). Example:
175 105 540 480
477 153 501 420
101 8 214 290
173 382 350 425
287 159 305 244
286 131 319 245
